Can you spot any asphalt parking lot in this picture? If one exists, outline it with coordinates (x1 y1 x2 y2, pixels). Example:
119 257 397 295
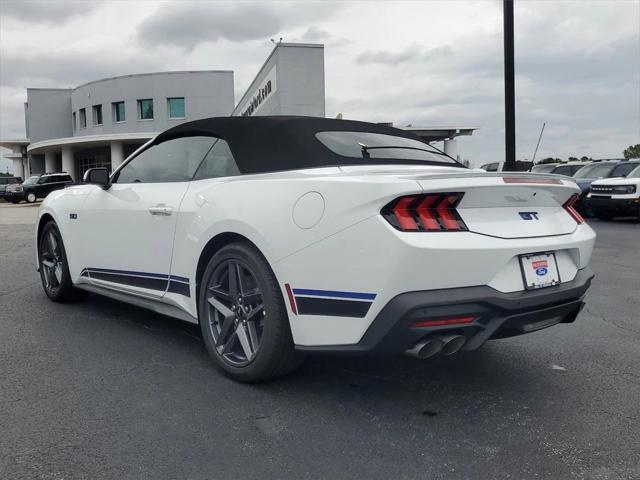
1 203 638 480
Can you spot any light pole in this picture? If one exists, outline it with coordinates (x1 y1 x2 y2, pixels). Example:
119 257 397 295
503 0 516 171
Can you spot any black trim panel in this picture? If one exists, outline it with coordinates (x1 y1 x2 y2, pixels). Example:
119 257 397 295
82 267 191 298
168 280 191 297
89 271 168 291
295 296 372 318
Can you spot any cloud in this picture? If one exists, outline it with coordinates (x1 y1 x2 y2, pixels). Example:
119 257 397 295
0 0 638 164
0 50 165 88
137 3 282 50
356 45 452 66
136 2 341 50
301 26 330 42
0 0 103 24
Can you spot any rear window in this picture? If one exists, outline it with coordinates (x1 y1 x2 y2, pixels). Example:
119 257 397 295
531 164 556 173
481 163 499 172
552 165 576 176
315 131 457 165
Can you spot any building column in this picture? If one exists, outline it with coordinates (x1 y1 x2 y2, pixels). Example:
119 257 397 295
44 150 56 173
12 158 24 179
62 146 76 181
110 141 124 171
444 139 458 159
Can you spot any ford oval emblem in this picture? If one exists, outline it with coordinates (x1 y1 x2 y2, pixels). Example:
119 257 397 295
536 267 548 276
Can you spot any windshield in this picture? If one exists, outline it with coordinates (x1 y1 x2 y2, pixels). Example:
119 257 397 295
315 131 458 165
23 176 40 185
573 163 615 179
610 162 640 178
531 164 556 173
626 165 640 178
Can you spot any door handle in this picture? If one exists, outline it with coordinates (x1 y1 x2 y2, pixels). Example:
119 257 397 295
148 204 173 216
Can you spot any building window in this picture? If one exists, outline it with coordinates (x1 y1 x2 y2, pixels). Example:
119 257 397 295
79 108 87 129
72 112 77 132
92 104 103 126
112 101 125 122
137 99 154 120
167 97 185 119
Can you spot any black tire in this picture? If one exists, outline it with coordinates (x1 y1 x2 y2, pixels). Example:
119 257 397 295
26 192 37 203
38 221 84 302
198 242 302 382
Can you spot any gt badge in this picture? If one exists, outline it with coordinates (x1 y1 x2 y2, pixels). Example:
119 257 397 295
519 211 539 220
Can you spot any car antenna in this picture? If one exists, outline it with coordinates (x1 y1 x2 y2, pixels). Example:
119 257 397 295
531 122 546 164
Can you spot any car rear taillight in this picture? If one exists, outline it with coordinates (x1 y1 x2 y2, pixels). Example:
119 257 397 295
563 193 584 224
382 193 468 232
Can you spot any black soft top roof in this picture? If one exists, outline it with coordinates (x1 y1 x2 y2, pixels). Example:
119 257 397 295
154 116 462 174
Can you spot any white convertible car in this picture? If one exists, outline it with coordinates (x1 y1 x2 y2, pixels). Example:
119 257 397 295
36 116 596 382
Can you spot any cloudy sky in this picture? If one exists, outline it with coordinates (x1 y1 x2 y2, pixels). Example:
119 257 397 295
1 0 639 171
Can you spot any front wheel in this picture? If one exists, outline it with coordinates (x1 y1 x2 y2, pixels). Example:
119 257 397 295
38 221 83 302
198 242 302 382
26 192 37 203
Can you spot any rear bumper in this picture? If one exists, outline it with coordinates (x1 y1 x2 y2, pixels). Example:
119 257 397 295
296 267 594 354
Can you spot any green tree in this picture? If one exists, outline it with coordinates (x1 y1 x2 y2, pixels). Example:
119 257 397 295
568 156 579 162
580 156 592 161
623 144 640 159
538 157 559 164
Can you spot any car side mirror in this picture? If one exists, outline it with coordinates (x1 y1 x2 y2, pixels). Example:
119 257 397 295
83 168 110 188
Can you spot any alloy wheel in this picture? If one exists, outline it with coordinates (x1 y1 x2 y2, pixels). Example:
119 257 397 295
206 259 265 367
27 192 36 203
40 230 63 293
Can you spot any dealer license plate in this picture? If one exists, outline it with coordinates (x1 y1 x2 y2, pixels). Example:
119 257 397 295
519 252 561 290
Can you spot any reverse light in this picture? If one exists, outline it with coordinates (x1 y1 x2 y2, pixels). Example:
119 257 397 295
382 193 468 232
411 316 476 328
563 193 584 224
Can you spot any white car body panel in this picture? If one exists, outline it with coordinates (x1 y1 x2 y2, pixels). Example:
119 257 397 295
77 182 190 298
37 159 596 348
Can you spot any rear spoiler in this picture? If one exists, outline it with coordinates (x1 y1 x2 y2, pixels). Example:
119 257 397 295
410 171 572 183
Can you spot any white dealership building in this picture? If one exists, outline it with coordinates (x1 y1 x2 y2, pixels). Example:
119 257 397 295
1 43 475 180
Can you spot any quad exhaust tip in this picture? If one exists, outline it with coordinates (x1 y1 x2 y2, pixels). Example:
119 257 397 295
405 334 467 359
439 334 467 356
405 338 443 359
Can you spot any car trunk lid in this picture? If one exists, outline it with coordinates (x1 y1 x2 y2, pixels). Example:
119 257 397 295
338 166 581 238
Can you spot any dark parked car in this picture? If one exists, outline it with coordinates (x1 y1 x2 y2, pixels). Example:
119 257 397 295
5 173 73 203
0 176 23 199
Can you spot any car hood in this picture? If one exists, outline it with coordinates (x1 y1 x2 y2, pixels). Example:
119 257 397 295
591 177 640 186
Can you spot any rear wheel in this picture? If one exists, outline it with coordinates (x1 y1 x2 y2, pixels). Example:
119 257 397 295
38 221 83 302
198 242 301 382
